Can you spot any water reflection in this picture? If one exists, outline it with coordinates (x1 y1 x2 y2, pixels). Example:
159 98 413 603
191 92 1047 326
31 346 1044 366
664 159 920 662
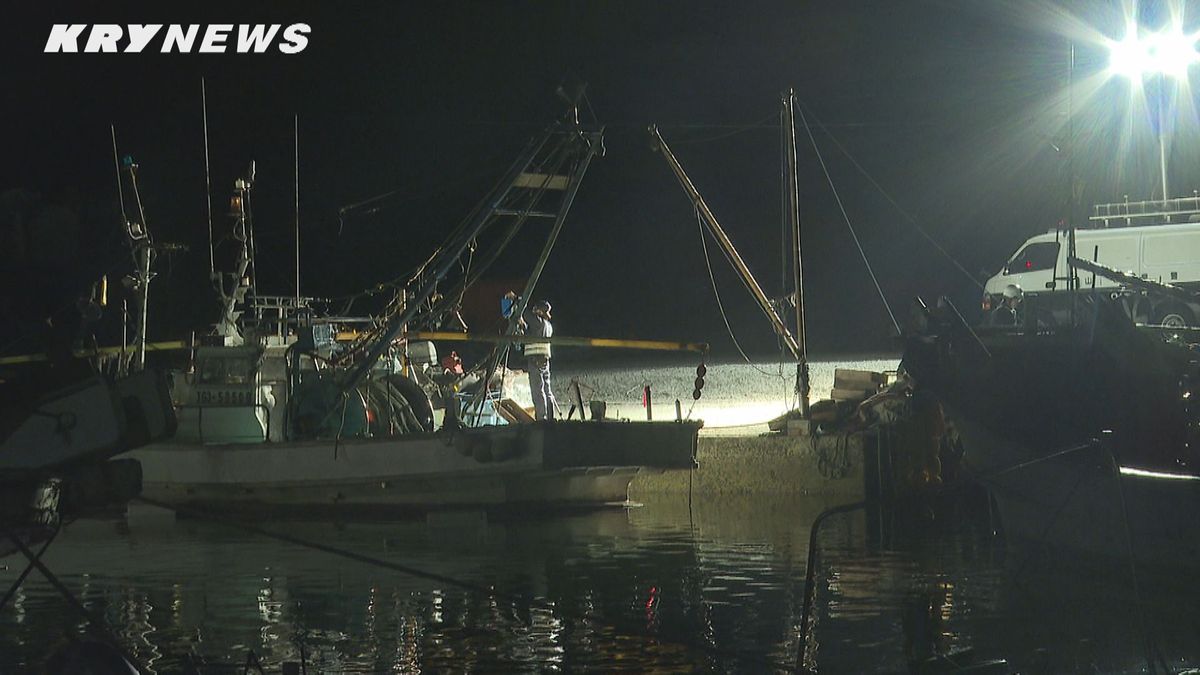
1 495 1198 672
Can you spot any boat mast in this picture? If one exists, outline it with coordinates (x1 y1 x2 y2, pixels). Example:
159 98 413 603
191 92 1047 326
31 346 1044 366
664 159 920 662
214 172 254 340
111 128 154 373
782 89 811 417
294 114 301 307
245 160 259 316
202 79 215 277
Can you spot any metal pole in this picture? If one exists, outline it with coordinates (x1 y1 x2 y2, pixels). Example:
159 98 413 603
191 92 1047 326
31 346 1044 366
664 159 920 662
1067 42 1078 323
202 79 214 276
137 245 150 370
294 115 301 307
110 126 125 222
126 164 152 371
245 175 258 314
783 89 811 416
1158 85 1170 201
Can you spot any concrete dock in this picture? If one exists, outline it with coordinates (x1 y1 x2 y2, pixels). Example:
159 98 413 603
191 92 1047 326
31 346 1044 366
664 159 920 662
629 432 867 502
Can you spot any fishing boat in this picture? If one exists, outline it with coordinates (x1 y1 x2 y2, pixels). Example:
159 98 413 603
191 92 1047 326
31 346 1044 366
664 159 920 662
106 95 703 517
903 197 1200 566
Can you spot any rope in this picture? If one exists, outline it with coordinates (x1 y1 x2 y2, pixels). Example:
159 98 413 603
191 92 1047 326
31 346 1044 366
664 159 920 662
676 113 777 145
795 106 901 335
581 89 600 127
133 497 521 600
799 102 983 291
5 532 146 672
0 524 60 611
694 206 789 379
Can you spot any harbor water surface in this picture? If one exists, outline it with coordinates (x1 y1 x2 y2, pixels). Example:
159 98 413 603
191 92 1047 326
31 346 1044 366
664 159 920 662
2 360 1197 672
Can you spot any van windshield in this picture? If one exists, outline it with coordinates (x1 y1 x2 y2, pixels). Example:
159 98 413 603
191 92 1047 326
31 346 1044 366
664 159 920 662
1005 241 1059 274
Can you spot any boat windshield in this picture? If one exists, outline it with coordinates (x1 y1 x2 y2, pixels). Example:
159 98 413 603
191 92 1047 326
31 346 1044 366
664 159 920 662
197 357 256 385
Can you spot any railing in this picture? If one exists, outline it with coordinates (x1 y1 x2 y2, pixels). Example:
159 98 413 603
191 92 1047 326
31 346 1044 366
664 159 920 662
1089 193 1200 228
246 295 314 338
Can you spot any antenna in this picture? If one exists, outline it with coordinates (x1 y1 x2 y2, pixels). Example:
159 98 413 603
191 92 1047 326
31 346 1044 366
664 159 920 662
202 78 215 276
294 114 301 308
110 125 126 224
245 160 258 307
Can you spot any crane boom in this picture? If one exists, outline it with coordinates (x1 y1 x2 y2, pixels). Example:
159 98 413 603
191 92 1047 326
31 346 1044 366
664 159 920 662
649 125 802 359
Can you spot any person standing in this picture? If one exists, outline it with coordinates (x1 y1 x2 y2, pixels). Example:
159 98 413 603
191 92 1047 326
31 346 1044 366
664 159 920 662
522 300 557 420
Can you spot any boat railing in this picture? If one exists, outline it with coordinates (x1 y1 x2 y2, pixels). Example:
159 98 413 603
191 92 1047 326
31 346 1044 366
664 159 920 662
1089 192 1200 228
247 295 314 338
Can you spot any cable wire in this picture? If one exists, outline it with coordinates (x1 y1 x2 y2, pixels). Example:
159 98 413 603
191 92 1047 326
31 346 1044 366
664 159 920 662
695 207 789 379
795 106 901 334
676 113 778 145
799 102 983 291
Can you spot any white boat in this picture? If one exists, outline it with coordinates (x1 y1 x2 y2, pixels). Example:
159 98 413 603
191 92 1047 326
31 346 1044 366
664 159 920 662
119 101 702 517
130 416 699 516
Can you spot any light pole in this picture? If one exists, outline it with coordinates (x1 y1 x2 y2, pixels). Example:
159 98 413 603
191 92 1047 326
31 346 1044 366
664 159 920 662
1107 21 1199 200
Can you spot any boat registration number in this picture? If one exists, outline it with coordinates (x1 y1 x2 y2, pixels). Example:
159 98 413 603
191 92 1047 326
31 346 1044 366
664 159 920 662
195 389 255 405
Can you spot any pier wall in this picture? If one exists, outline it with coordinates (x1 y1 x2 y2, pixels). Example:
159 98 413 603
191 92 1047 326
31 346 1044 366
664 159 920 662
629 433 867 501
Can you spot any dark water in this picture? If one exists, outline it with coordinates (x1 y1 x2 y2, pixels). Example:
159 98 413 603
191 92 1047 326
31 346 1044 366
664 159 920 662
2 495 1198 673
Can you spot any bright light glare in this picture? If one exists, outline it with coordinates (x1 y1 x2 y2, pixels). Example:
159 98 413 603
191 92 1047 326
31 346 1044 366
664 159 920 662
1107 23 1200 79
1109 30 1151 78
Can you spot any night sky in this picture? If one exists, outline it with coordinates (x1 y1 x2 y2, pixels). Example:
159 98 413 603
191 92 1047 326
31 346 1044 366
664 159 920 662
3 1 1198 360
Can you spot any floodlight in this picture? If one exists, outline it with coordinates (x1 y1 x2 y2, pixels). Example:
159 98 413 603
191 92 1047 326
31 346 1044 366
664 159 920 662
1148 26 1200 78
1107 23 1200 79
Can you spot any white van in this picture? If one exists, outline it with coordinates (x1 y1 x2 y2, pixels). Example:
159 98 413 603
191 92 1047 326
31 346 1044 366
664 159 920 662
984 220 1200 326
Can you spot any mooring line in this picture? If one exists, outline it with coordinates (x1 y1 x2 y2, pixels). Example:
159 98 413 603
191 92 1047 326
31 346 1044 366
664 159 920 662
5 532 147 673
134 496 507 600
795 105 901 335
0 524 60 612
797 102 984 292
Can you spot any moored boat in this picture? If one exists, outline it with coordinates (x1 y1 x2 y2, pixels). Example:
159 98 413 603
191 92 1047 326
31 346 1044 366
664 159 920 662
904 242 1200 566
114 97 704 517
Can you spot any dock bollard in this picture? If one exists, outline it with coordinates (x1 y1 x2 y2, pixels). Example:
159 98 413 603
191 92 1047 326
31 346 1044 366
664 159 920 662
643 385 653 421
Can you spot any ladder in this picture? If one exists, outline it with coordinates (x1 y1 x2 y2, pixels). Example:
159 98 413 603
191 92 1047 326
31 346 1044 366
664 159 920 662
340 104 605 398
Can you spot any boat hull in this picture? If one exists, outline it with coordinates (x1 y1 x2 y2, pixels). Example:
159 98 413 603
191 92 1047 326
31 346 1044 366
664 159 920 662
903 301 1200 566
953 415 1200 566
128 420 699 515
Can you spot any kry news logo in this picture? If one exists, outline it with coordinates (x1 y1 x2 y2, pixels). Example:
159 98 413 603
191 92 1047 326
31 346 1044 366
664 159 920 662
44 24 311 54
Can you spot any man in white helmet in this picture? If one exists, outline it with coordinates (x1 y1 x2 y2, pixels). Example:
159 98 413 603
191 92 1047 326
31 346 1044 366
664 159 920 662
521 300 558 420
994 284 1023 325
